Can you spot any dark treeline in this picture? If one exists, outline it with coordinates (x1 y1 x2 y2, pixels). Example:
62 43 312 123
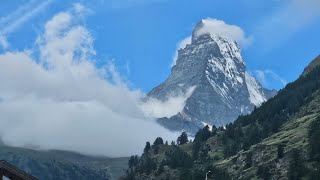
123 66 320 180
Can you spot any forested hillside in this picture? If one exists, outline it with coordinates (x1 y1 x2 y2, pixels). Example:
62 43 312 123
122 57 320 180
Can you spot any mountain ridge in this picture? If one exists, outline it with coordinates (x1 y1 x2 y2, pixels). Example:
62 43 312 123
0 145 128 180
303 54 320 76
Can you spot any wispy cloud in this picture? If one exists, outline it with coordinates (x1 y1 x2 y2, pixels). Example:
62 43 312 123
0 0 53 48
0 0 38 27
0 35 8 49
254 70 287 89
255 0 320 50
98 0 169 8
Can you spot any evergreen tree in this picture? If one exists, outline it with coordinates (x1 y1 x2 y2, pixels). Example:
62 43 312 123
144 156 157 174
288 149 306 180
180 169 192 180
211 125 218 136
154 145 160 154
257 166 271 180
128 155 139 168
308 162 320 179
244 152 253 169
125 169 136 180
158 160 165 174
199 144 210 161
277 144 285 159
309 117 320 159
192 141 201 159
194 125 211 142
153 137 164 147
144 142 151 153
166 147 193 168
177 131 188 145
242 138 251 151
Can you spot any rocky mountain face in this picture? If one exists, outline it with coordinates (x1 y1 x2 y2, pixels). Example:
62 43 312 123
148 20 276 134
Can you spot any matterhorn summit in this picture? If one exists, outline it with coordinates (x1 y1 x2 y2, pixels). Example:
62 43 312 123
147 19 277 134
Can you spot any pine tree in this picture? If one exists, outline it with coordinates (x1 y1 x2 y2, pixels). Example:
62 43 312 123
144 142 151 153
309 117 320 159
192 141 201 159
177 132 188 145
277 144 285 159
288 149 306 180
153 137 164 147
244 152 253 169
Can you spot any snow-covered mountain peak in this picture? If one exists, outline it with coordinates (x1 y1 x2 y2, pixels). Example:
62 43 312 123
191 20 244 66
148 19 277 134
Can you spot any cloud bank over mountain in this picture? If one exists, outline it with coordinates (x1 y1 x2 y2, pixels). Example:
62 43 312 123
0 4 179 157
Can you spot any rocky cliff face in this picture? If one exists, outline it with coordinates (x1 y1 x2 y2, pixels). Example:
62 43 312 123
148 20 276 134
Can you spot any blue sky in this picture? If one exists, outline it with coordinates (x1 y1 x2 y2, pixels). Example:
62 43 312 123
1 0 320 91
0 0 319 157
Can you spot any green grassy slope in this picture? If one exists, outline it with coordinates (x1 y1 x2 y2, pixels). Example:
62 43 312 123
216 90 320 179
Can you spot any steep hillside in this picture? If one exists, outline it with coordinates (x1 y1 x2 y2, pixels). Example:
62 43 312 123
122 57 320 180
216 90 320 179
303 55 320 76
0 145 128 180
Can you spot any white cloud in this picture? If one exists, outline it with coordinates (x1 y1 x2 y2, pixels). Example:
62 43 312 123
171 18 252 67
125 61 131 75
255 0 320 49
194 18 253 48
0 5 177 157
0 0 52 35
0 0 37 27
104 0 168 8
73 3 86 14
140 86 196 118
254 70 287 88
0 35 8 49
0 0 53 51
